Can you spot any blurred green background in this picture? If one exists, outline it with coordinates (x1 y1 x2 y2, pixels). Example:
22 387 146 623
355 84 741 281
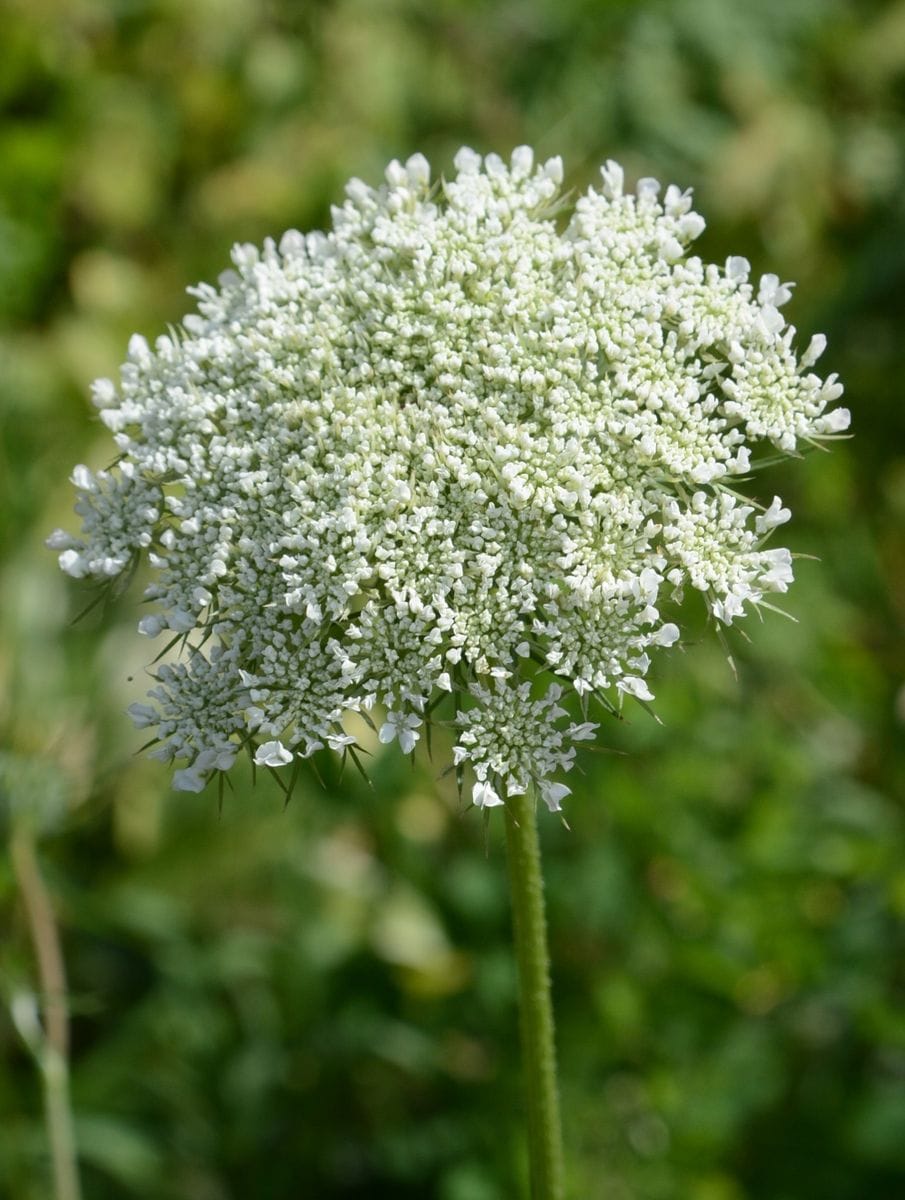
1 0 904 1197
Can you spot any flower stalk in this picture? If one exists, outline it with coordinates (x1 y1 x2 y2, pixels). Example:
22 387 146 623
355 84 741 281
505 790 565 1200
11 827 82 1200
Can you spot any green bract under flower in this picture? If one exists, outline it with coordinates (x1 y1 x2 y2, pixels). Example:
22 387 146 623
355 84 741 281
50 147 848 807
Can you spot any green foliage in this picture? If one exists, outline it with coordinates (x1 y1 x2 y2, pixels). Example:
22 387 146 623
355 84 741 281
1 0 903 1196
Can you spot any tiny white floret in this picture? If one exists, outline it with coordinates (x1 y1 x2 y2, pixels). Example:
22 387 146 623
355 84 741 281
254 741 294 768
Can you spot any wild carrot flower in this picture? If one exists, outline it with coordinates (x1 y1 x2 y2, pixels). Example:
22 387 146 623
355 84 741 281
50 148 847 805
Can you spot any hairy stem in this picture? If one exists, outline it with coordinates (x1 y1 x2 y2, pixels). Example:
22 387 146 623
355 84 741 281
504 789 565 1199
11 829 82 1200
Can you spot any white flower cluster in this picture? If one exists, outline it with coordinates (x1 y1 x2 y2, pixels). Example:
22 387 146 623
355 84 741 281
455 682 597 813
51 147 848 809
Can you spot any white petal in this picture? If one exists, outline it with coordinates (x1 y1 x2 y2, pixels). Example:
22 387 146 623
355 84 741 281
58 549 88 578
405 152 431 187
46 528 75 550
127 703 158 729
618 676 655 702
636 177 661 203
167 609 195 633
569 722 598 742
725 255 750 282
755 497 791 534
472 780 503 809
71 464 95 491
326 733 357 750
800 333 826 368
652 623 680 647
510 145 534 178
540 782 571 812
599 160 624 199
254 740 293 768
172 768 206 793
815 406 850 433
454 146 481 175
398 725 421 754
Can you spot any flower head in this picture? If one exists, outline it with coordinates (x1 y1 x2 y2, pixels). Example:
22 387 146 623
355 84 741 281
51 148 847 806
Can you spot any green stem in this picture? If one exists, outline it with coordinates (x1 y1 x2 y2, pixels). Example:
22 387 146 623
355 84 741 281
11 829 82 1200
504 789 565 1200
